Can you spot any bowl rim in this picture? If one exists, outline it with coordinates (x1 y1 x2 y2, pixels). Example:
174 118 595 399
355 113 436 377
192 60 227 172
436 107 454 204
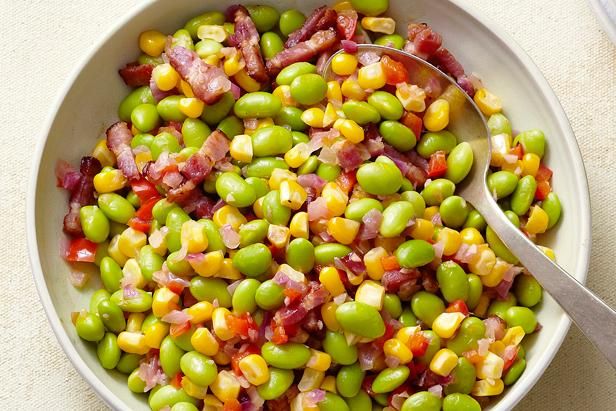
26 1 592 410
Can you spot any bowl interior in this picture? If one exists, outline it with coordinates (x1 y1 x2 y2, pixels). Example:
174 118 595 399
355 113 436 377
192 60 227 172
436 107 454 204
28 0 590 410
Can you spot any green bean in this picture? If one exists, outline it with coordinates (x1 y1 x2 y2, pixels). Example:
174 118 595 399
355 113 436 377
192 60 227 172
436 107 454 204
513 129 546 158
165 208 190 252
184 11 225 39
379 120 416 151
345 198 384 221
292 130 310 146
368 91 404 120
182 118 211 148
160 336 185 377
395 240 435 268
444 357 477 395
356 156 402 195
200 219 227 253
373 393 389 407
89 289 111 314
345 390 372 411
239 219 269 247
80 205 110 243
486 226 518 264
75 312 105 342
442 393 481 411
380 201 415 237
110 289 153 312
151 131 182 160
247 5 280 32
383 294 402 319
217 115 244 138
261 342 310 369
541 192 562 229
511 175 537 215
416 130 457 158
109 221 128 237
279 9 306 36
487 171 519 199
411 291 445 327
374 34 405 49
255 280 285 310
195 39 223 58
274 106 307 131
190 277 232 307
400 177 414 192
399 308 418 327
95 241 110 266
148 385 196 411
244 157 288 178
152 199 177 225
336 301 386 339
127 368 147 393
97 299 126 333
336 362 365 398
317 163 342 181
215 172 256 208
400 191 426 217
276 62 316 85
421 178 456 206
100 256 123 293
446 317 485 355
251 125 293 157
118 86 154 122
463 209 486 231
505 306 537 333
291 74 327 105
260 32 284 60
180 351 217 386
487 293 517 319
504 358 526 385
372 366 410 394
257 368 295 400
286 238 315 273
445 142 474 184
323 331 358 365
172 29 194 50
166 251 193 276
439 195 470 228
201 92 235 125
171 324 196 351
97 333 121 369
514 275 543 307
171 403 199 411
232 279 261 314
466 274 483 310
138 54 163 66
138 245 164 282
298 155 319 175
417 330 441 364
350 0 388 16
233 243 272 277
342 100 381 125
98 193 135 224
262 190 291 225
487 113 512 136
131 103 159 132
320 393 350 411
245 177 269 198
131 133 154 149
314 243 352 265
157 95 187 122
437 261 469 302
116 353 143 374
235 92 282 118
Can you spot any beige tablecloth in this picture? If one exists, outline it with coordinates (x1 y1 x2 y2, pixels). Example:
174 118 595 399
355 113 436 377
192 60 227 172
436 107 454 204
1 0 615 409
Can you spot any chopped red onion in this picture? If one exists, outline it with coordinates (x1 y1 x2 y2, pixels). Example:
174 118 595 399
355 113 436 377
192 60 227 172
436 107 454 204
227 279 242 296
477 338 491 356
122 284 139 299
69 270 89 288
357 51 380 66
161 310 192 324
428 384 443 398
297 174 327 192
358 208 383 240
432 241 445 259
307 197 329 221
230 82 241 99
341 39 358 53
431 212 442 226
137 355 167 392
305 389 326 404
219 224 240 249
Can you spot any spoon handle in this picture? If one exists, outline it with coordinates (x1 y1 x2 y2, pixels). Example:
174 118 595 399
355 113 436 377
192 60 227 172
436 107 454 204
473 192 616 369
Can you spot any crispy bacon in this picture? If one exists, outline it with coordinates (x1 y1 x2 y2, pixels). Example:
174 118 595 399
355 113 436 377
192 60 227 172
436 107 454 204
63 157 102 236
166 45 231 104
267 29 339 76
228 5 269 83
285 6 337 48
118 62 153 87
106 122 140 181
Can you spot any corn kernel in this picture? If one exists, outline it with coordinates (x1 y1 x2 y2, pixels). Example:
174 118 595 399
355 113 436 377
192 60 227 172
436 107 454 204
395 326 421 346
289 211 309 239
539 245 556 261
126 313 145 333
410 218 435 241
180 220 209 254
474 293 491 318
178 79 194 97
334 118 364 143
152 63 179 92
213 205 247 230
229 134 253 163
182 376 208 399
203 395 223 411
525 205 549 235
234 69 261 92
476 351 505 379
468 245 496 276
358 62 387 90
117 332 149 354
187 250 224 277
238 354 270 386
179 97 205 118
319 266 346 296
321 302 341 331
253 197 264 218
460 227 484 245
436 227 462 256
267 225 290 249
143 321 169 349
333 1 353 11
139 30 167 57
322 103 339 128
191 327 220 356
502 326 526 346
118 227 147 258
198 24 227 42
306 349 332 371
322 182 348 217
429 348 458 376
490 133 513 167
212 307 234 341
424 99 450 132
204 54 220 66
298 368 325 392
291 393 319 411
152 287 180 318
269 169 297 190
521 153 540 177
396 83 426 112
374 236 405 254
320 375 337 393
284 143 311 168
489 340 506 358
213 350 231 365
327 80 343 104
185 301 214 324
273 84 297 107
363 247 388 280
92 139 116 167
135 150 153 172
424 206 440 221
331 53 358 76
341 78 368 100
383 338 414 364
361 17 396 34
301 107 325 128
432 312 466 339
223 49 244 77
217 258 241 280
108 234 128 266
93 168 127 193
280 180 308 210
474 88 502 116
481 258 510 287
355 280 385 309
472 379 504 396
327 217 360 244
210 370 241 402
122 258 146 289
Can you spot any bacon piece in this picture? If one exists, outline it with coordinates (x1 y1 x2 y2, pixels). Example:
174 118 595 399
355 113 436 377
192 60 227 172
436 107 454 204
267 29 339 76
285 6 337 48
166 46 231 104
149 76 175 103
106 122 140 181
118 62 153 87
430 48 475 96
228 5 269 83
335 9 358 41
63 157 102 236
335 140 370 171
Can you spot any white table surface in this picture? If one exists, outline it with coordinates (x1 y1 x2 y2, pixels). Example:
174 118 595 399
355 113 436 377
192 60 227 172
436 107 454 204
1 0 615 409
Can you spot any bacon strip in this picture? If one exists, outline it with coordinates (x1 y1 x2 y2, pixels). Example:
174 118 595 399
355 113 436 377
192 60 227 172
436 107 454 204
267 29 339 76
166 46 231 104
118 63 153 87
227 5 269 83
106 122 140 181
63 157 102 236
285 6 337 48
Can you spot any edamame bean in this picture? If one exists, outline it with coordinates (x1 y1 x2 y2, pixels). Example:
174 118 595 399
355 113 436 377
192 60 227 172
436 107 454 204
180 351 217 386
445 142 474 184
138 245 164 281
166 208 190 252
97 333 121 369
487 293 517 319
201 92 235 125
383 294 403 318
260 32 284 60
541 192 561 229
97 299 126 333
421 178 456 206
218 115 245 138
505 306 537 333
357 156 403 195
76 312 105 342
511 175 537 216
182 118 211 148
184 11 225 38
446 317 485 355
314 243 352 265
117 353 143 374
279 9 306 36
239 219 269 247
251 125 293 157
166 252 193 276
395 240 435 268
276 62 317 85
131 103 159 132
418 331 440 364
374 34 405 49
157 95 187 122
261 342 310 369
190 277 232 307
379 121 416 151
487 171 519 199
487 113 512 136
257 368 295 399
439 195 469 228
399 308 418 327
442 393 480 411
444 357 477 394
514 129 545 158
503 358 526 385
464 210 486 231
291 74 327 105
486 226 518 264
110 289 153 312
148 385 196 411
345 198 384 221
346 390 372 411
151 131 182 160
437 261 469 302
80 205 110 243
232 279 261 314
171 325 196 351
244 157 288 178
317 163 342 181
89 289 111 314
98 193 135 224
255 280 285 310
234 92 282 119
320 393 350 411
215 172 256 207
100 256 123 292
336 301 386 339
336 363 365 398
380 201 415 237
466 274 483 310
233 243 272 277
274 106 306 131
416 131 457 158
127 368 147 393
200 219 227 252
350 0 389 16
400 191 426 217
172 29 194 50
323 331 358 365
262 190 291 226
171 403 199 411
118 86 154 122
514 275 543 307
160 336 185 377
196 38 223 58
342 100 381 125
372 366 410 394
138 54 163 65
368 91 404 120
286 238 315 273
131 133 154 149
292 130 310 146
245 177 269 198
152 199 177 225
247 5 280 32
411 291 445 326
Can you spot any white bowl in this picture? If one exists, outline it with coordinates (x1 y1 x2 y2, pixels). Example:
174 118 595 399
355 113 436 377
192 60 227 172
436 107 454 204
27 0 591 409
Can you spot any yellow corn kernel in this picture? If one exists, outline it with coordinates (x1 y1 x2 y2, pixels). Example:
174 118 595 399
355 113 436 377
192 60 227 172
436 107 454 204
212 307 234 341
357 62 387 90
468 245 496 276
143 321 169 349
280 180 308 210
363 247 388 281
213 350 231 365
182 376 208 399
118 227 147 258
502 326 526 346
436 227 462 256
210 370 241 402
179 97 205 118
122 258 146 289
327 217 360 245
396 83 426 112
395 326 421 346
432 312 466 339
216 258 241 280
253 197 264 219
334 118 364 143
126 313 145 333
139 30 167 57
298 368 326 392
521 153 540 177
424 99 450 132
93 168 127 193
198 25 227 42
322 103 339 128
333 1 353 11
179 79 194 97
481 258 510 287
131 124 140 136
92 139 116 167
327 80 343 104
440 84 467 114
361 17 396 34
234 69 261 92
306 349 332 371
474 88 502 116
152 63 179 92
185 301 214 324
289 211 309 239
191 327 220 356
117 332 149 355
321 302 341 331
322 182 348 217
291 393 319 411
472 379 504 397
267 225 290 249
301 107 325 128
525 205 549 235
320 375 337 393
188 250 224 277
223 49 244 77
213 205 247 230
319 266 346 296
476 351 505 380
423 206 440 221
203 395 223 411
383 338 414 364
226 134 253 163
341 78 368 100
489 340 506 358
107 235 128 266
331 53 358 76
490 133 513 167
273 84 297 107
204 54 220 66
355 280 385 309
474 293 491 318
238 354 270 386
500 158 523 176
374 236 405 254
284 143 311 168
152 287 180 318
135 150 153 172
180 220 209 254
539 245 556 261
429 348 458 377
269 169 297 190
460 227 484 245
410 218 435 241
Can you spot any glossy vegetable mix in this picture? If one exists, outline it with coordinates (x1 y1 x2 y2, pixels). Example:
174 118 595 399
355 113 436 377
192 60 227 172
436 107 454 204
56 1 562 410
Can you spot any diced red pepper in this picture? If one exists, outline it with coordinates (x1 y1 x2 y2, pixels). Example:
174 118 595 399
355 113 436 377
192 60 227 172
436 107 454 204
361 374 376 396
271 321 289 345
381 55 409 85
535 180 551 201
510 144 524 160
127 218 151 233
427 151 448 178
169 321 191 338
182 288 198 308
374 323 396 348
503 347 520 372
401 112 423 140
283 288 304 304
127 197 160 232
408 332 429 357
445 299 469 316
535 164 553 182
64 238 98 263
167 280 185 295
170 372 183 388
223 399 242 411
335 170 357 194
227 313 258 339
381 255 400 271
130 178 161 203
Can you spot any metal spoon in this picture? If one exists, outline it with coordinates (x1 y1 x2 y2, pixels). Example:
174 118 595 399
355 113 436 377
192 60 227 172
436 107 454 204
323 44 616 368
